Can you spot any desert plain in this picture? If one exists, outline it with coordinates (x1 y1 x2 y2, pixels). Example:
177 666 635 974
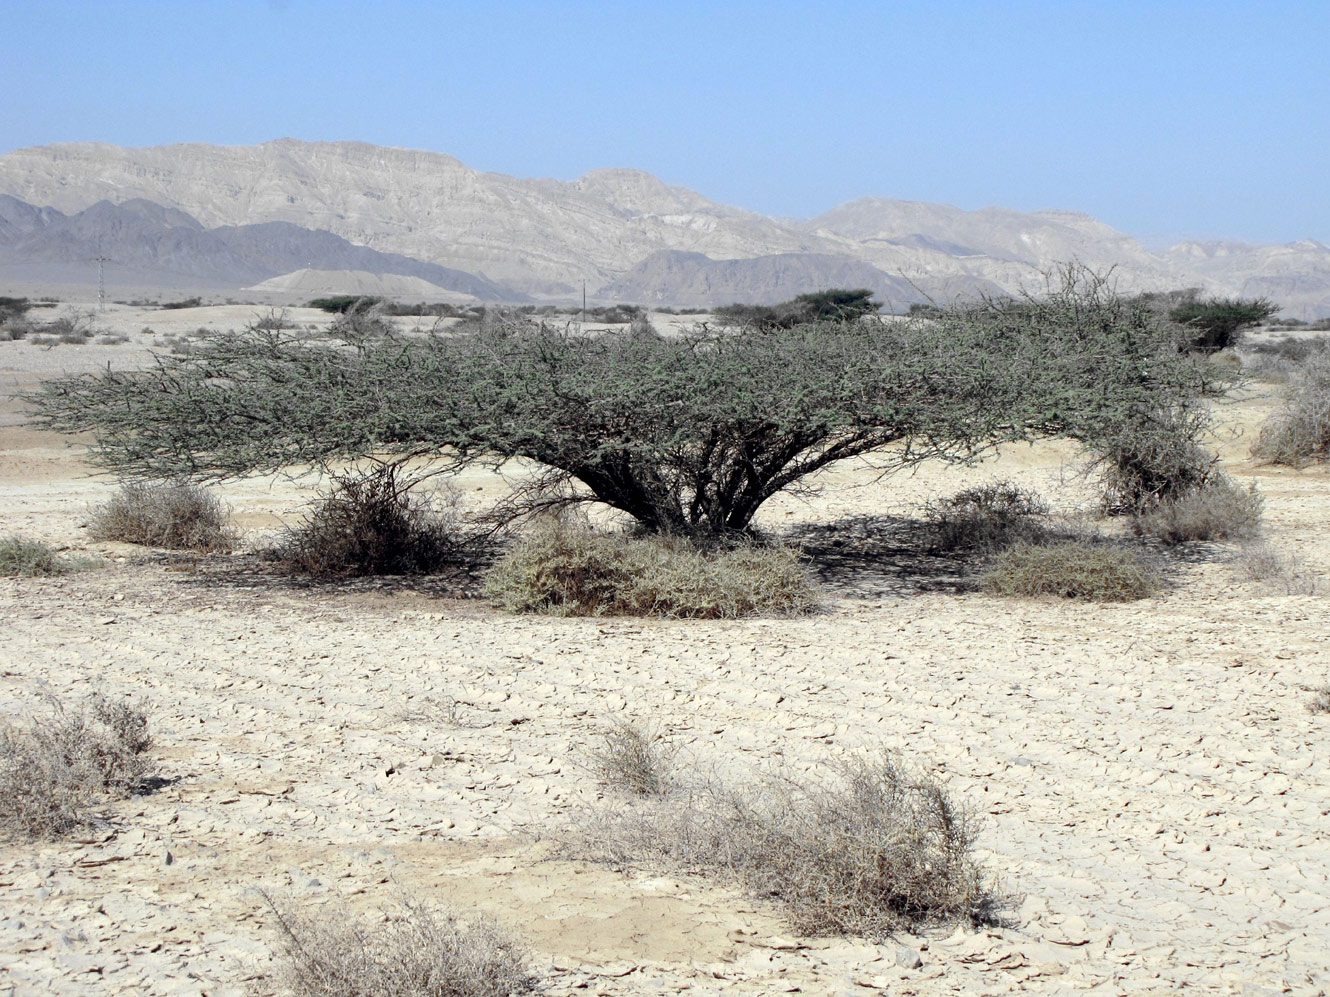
1 302 1328 996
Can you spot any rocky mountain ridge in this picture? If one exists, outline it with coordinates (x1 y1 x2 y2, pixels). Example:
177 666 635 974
0 139 1326 315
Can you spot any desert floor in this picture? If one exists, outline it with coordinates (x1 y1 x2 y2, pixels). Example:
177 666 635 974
1 304 1328 996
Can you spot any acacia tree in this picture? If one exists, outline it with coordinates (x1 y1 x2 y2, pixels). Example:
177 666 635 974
29 268 1217 540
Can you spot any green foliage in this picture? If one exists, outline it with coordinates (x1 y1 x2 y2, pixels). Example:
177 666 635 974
0 296 31 324
159 297 202 310
1089 403 1218 514
30 266 1215 540
308 295 384 314
981 541 1162 602
715 287 880 331
483 520 820 618
1169 296 1278 353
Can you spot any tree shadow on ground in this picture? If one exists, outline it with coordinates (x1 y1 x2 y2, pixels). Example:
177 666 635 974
783 515 976 599
141 551 490 600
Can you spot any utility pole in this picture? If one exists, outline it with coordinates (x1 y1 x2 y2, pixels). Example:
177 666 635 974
581 280 587 329
93 256 111 311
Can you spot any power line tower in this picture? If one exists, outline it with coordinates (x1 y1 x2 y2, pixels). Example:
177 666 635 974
92 256 111 311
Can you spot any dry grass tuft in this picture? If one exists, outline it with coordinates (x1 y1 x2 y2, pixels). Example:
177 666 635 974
589 720 678 798
981 541 1162 602
91 479 237 552
1310 685 1330 715
270 467 485 578
1252 350 1330 466
922 481 1049 552
260 892 539 997
570 751 998 939
483 520 820 618
0 693 152 840
1232 542 1320 595
1131 476 1264 545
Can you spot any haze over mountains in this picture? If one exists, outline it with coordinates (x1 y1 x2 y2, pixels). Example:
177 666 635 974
0 138 1326 316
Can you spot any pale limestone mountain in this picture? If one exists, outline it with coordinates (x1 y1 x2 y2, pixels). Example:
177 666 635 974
0 139 1325 315
245 268 478 302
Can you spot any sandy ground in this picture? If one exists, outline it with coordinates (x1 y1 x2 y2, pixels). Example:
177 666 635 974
1 307 1328 996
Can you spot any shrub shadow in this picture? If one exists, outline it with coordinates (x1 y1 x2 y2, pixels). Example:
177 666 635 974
784 515 974 599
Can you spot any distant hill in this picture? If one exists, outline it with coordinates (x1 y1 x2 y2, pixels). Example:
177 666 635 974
0 139 1326 315
0 195 517 300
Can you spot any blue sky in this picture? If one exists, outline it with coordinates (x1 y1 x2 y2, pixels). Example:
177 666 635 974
3 1 1326 245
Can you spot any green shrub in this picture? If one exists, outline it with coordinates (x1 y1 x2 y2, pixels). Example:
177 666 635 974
1090 405 1218 514
1131 477 1264 544
0 693 152 840
0 536 64 576
981 541 1162 602
1252 350 1330 466
308 295 384 314
922 481 1049 551
570 751 997 938
1169 296 1278 353
90 480 237 552
483 521 820 618
261 893 538 997
270 465 483 577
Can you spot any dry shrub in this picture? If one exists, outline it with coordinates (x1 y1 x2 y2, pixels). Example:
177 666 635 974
1310 685 1330 715
922 481 1049 552
91 479 237 552
1131 476 1264 544
483 521 820 618
1090 406 1217 514
981 541 1162 602
589 720 677 798
0 535 64 576
570 751 997 939
1252 350 1330 466
260 893 538 997
271 466 484 578
0 693 152 840
1232 542 1320 595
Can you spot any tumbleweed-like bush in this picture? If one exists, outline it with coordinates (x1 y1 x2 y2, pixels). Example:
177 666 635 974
1131 476 1264 544
270 465 486 577
482 520 820 618
260 892 539 997
922 481 1050 552
571 751 997 939
90 479 236 552
0 693 152 840
588 719 678 798
981 541 1162 602
1252 348 1330 467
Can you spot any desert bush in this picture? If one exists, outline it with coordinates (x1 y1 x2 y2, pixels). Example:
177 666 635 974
1168 296 1278 353
308 295 384 314
0 535 64 576
981 541 1162 602
90 479 236 552
589 720 677 797
270 465 483 577
572 751 996 938
261 893 538 997
1089 404 1218 514
1311 685 1330 714
31 266 1217 541
1232 542 1320 595
327 306 398 338
716 288 881 331
252 308 293 331
483 521 820 618
923 481 1049 552
1131 476 1264 544
160 297 202 310
1251 350 1330 466
0 693 152 840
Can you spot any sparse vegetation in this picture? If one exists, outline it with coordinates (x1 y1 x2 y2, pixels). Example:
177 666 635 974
1310 685 1330 714
922 481 1049 552
483 520 820 618
589 720 677 797
0 693 152 840
1168 296 1278 353
269 465 484 577
90 479 237 552
1131 476 1264 544
260 893 539 997
160 297 203 310
570 750 998 938
1251 349 1330 466
1232 542 1320 595
981 541 1163 602
715 288 881 331
1089 404 1218 514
